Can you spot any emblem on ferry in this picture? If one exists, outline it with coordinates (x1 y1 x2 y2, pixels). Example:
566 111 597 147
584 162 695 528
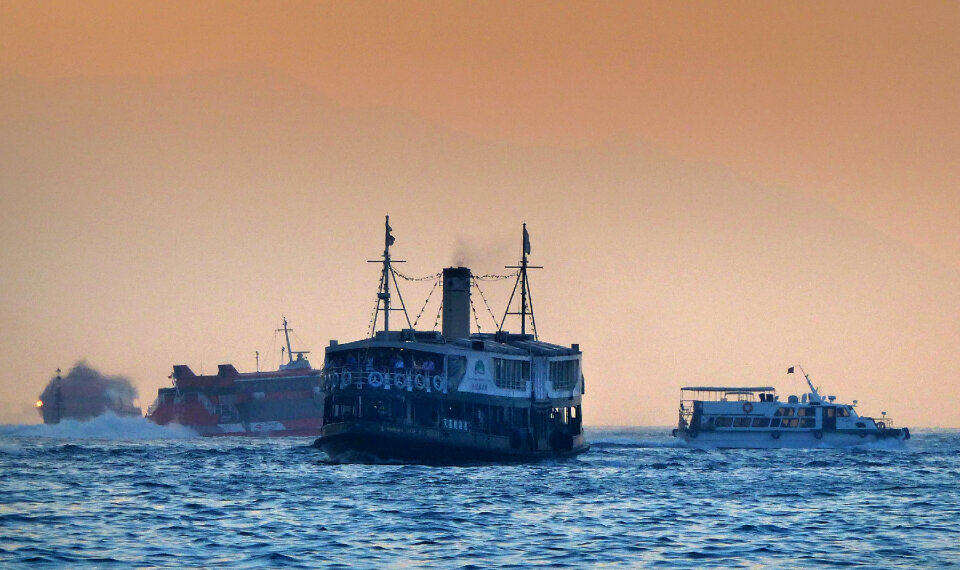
474 360 485 376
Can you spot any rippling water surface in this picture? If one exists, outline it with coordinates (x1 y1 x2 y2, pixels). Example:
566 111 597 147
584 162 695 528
2 417 958 567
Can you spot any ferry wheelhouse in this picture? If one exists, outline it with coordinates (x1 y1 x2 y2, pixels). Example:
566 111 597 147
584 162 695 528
672 367 909 448
146 319 324 436
313 218 587 462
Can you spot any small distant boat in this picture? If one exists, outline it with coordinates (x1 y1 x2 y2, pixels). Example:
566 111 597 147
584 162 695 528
146 318 324 436
671 366 910 448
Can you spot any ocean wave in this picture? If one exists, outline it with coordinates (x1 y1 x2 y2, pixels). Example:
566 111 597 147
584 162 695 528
0 412 197 440
589 439 685 450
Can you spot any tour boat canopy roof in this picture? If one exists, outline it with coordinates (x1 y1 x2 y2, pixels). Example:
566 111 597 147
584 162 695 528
681 386 775 393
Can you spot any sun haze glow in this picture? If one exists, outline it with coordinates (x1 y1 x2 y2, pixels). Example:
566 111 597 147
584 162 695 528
1 1 958 427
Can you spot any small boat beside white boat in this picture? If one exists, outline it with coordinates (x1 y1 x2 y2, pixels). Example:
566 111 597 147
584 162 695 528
672 366 910 448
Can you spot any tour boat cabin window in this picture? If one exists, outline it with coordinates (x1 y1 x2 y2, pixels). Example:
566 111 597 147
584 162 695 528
799 418 816 428
838 408 851 417
824 407 836 418
775 407 795 417
714 417 733 427
770 418 781 428
797 407 816 417
752 417 771 428
781 418 800 428
733 417 751 427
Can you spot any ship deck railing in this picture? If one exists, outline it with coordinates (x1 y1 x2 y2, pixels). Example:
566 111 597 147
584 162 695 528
323 363 447 378
680 386 775 403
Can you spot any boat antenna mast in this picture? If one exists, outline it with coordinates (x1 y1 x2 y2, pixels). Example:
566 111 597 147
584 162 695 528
54 368 63 425
500 223 542 339
792 364 822 403
277 317 309 365
368 215 411 335
278 316 294 364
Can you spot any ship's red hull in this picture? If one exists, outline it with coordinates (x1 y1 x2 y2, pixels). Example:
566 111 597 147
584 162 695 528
146 363 324 437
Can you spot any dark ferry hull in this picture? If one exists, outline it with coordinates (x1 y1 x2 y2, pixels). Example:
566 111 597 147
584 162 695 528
314 421 588 463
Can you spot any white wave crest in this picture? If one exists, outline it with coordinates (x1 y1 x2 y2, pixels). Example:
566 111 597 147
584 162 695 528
0 412 197 440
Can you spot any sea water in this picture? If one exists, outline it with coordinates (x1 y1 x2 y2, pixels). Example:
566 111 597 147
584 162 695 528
1 416 958 567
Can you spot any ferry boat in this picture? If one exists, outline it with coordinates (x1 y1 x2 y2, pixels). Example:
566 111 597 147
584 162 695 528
37 365 142 424
312 217 587 462
146 318 324 436
672 366 910 448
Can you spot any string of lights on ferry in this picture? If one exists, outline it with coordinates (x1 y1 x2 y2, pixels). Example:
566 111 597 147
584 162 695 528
412 276 442 327
392 269 442 282
472 280 501 332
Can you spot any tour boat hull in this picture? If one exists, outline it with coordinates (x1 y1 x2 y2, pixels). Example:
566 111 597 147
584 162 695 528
674 426 910 449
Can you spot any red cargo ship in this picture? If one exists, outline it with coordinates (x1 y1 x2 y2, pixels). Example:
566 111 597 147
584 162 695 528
146 319 323 436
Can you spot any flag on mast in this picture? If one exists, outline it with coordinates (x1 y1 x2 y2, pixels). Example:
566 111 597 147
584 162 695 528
523 225 531 255
386 220 396 246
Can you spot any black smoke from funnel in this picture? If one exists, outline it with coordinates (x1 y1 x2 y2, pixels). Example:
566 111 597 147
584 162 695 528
37 362 141 423
450 235 514 269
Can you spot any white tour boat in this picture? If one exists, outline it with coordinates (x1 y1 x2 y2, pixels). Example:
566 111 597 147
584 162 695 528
672 366 910 448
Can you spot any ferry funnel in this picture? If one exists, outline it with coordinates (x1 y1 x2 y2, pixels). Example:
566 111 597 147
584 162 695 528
442 267 472 340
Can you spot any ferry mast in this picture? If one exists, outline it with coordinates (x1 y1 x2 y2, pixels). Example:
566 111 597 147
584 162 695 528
369 215 411 334
501 223 541 339
278 317 294 365
54 368 63 424
276 317 309 365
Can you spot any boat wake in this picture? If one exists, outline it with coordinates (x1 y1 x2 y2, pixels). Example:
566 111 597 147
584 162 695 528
0 412 197 440
816 438 906 451
590 440 686 450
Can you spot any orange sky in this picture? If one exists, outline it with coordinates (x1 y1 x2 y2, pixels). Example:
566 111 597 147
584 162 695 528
2 1 959 426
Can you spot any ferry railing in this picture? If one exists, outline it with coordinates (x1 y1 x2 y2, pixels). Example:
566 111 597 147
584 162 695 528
873 415 896 429
322 364 447 390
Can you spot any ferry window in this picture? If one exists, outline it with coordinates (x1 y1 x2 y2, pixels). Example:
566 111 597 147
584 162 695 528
825 407 836 418
797 407 816 417
751 418 770 428
733 417 751 427
800 418 816 428
838 408 851 417
448 356 467 388
714 417 733 427
494 358 530 391
775 407 795 417
781 418 799 428
549 359 579 391
770 418 781 428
